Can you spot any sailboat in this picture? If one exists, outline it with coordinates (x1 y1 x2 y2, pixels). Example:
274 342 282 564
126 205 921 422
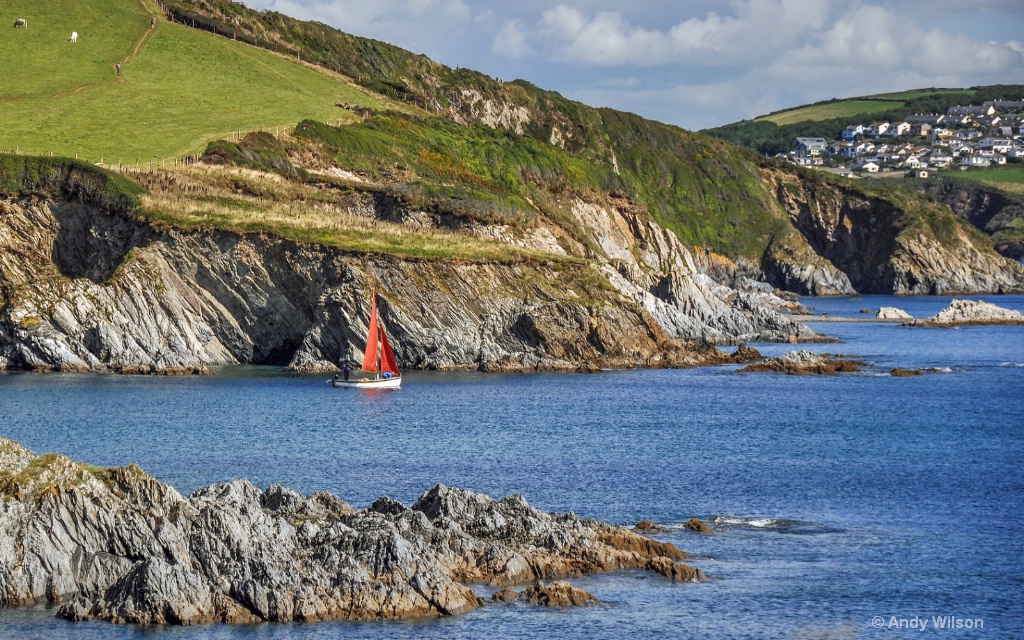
331 292 402 389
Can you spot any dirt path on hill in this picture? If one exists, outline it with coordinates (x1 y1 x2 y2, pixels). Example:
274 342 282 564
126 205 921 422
115 0 159 84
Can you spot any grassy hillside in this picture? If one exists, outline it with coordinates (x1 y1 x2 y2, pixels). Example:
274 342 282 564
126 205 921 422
0 0 387 160
706 86 1024 155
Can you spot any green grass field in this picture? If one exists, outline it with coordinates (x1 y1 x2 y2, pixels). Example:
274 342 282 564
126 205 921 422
758 100 902 125
947 165 1024 193
865 89 974 101
0 0 386 160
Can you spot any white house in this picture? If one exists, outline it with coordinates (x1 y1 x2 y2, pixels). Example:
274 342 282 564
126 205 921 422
842 125 864 141
960 154 991 167
867 122 890 137
859 161 880 173
795 137 829 156
979 138 1013 153
927 153 953 168
885 122 911 137
902 156 923 169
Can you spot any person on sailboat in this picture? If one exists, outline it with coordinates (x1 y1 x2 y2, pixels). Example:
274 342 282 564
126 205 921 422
343 364 350 382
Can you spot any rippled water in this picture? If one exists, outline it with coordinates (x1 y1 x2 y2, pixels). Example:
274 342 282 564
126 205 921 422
1 295 1022 639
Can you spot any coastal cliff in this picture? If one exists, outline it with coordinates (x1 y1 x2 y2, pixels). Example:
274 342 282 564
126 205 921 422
761 169 1024 295
0 195 813 374
0 437 701 624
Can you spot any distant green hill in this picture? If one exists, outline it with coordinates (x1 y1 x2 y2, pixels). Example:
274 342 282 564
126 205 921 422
703 86 1024 156
0 0 388 160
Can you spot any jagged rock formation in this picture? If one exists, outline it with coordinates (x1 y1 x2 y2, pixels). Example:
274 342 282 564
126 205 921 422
738 350 864 375
0 190 821 373
762 169 1024 295
905 299 1024 326
0 437 702 625
492 581 600 607
877 307 913 319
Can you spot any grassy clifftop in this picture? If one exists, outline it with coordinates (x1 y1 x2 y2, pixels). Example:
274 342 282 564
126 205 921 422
0 0 387 160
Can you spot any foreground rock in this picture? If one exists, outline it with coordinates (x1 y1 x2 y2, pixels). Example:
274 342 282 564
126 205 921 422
492 581 600 607
738 350 863 375
877 307 912 320
905 299 1024 327
0 437 702 625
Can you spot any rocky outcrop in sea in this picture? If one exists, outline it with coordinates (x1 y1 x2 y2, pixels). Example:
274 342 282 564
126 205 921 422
877 307 913 320
0 437 702 625
738 350 864 375
905 299 1024 327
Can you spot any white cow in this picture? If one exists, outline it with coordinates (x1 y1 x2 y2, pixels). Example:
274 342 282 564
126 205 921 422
13 18 27 29
69 32 78 43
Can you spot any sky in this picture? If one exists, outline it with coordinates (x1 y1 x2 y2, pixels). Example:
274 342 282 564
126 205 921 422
246 0 1024 130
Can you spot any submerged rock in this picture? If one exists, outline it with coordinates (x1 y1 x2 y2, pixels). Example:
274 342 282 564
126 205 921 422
635 520 668 533
0 437 703 626
509 581 600 607
738 350 863 375
905 299 1024 327
891 367 947 377
683 517 715 535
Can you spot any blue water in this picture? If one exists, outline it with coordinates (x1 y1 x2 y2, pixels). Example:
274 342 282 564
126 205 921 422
1 294 1022 639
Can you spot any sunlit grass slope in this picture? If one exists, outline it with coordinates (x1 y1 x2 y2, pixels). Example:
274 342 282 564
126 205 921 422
0 0 384 160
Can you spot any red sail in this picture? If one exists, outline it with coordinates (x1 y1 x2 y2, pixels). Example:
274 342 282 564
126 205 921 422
360 294 380 373
379 324 400 376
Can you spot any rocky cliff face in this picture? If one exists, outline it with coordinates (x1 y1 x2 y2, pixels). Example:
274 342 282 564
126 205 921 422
916 179 1024 260
0 187 820 374
0 437 701 625
762 169 1024 295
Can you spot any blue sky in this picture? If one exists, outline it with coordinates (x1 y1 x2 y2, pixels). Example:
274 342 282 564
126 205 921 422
247 0 1024 130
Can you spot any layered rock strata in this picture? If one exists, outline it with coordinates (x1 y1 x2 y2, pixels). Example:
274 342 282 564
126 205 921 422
0 437 702 625
0 194 820 374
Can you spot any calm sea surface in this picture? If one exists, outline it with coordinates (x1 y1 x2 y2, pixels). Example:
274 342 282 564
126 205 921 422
1 294 1022 639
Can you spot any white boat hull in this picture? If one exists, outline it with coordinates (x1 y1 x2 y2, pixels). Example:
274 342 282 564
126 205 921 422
330 376 401 389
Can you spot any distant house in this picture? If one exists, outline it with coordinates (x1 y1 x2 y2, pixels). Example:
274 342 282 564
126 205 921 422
842 125 864 141
927 153 953 167
906 114 945 125
910 123 932 137
790 154 824 167
948 105 995 117
901 155 923 169
867 122 890 137
824 167 855 178
795 137 829 156
960 153 991 167
914 170 930 179
885 122 911 137
976 115 1002 129
983 100 1024 111
980 138 1013 153
859 161 880 173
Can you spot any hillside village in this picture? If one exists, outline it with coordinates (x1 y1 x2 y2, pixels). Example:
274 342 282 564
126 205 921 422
784 99 1024 177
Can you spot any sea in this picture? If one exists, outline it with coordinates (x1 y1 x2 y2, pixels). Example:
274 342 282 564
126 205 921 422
0 294 1021 639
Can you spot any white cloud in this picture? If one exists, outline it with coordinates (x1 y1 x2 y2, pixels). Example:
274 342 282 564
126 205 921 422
529 0 832 65
768 4 1024 80
494 20 530 58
